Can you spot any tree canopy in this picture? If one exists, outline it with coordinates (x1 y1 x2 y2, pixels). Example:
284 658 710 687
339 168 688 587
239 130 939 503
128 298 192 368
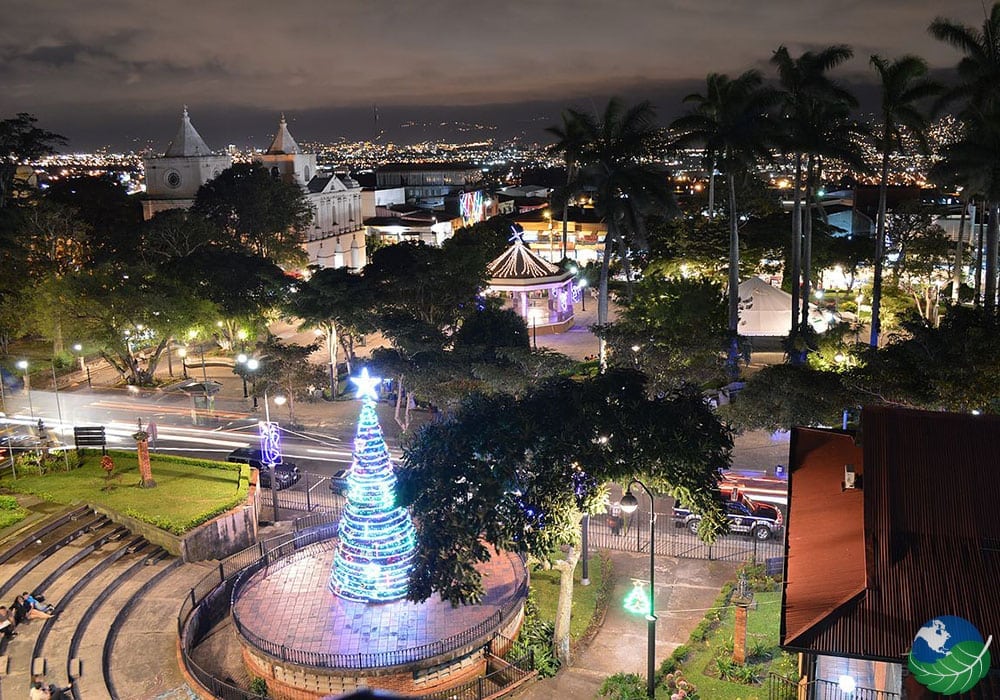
399 370 731 605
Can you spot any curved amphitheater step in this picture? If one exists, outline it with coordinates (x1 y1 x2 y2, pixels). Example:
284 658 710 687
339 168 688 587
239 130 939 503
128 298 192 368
97 558 215 699
0 508 157 693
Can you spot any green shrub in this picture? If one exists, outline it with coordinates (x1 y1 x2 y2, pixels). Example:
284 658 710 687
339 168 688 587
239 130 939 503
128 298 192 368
248 676 268 697
509 592 560 677
660 644 690 675
0 495 27 530
599 672 647 700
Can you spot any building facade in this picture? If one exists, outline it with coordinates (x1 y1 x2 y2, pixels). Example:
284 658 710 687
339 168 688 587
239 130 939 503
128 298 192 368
142 110 365 270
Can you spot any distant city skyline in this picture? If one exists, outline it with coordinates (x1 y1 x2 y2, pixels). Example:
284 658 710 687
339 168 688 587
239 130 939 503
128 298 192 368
2 0 992 151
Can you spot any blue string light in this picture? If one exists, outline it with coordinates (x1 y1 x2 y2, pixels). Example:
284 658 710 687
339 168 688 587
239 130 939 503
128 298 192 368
330 374 416 603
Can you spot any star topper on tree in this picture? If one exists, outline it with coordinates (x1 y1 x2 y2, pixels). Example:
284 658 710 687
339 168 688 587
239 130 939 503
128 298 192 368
350 367 381 402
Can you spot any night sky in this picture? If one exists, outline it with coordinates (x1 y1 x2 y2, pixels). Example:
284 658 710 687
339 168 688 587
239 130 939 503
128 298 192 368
1 0 989 151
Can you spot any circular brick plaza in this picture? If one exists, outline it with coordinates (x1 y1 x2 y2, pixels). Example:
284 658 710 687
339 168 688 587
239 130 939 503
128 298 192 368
232 539 528 699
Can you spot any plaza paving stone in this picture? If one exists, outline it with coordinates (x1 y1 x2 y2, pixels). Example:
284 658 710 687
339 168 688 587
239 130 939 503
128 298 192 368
232 540 526 659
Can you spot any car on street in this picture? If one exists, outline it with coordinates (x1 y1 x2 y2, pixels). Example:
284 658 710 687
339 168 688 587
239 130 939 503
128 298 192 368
329 468 350 494
226 447 300 490
672 492 783 540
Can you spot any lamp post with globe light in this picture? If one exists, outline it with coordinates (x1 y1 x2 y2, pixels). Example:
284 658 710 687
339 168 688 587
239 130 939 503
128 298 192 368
236 354 250 398
246 358 259 409
620 479 657 699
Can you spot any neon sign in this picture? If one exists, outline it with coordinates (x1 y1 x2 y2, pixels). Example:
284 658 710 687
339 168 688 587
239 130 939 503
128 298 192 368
460 190 485 225
258 421 282 466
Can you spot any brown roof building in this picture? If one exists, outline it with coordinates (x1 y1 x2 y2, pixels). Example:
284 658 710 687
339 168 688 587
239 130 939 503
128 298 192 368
783 406 1000 698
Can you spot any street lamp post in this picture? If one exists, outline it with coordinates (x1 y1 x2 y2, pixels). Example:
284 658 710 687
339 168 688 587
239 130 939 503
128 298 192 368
178 348 188 379
236 354 249 398
246 358 259 409
15 360 33 419
621 479 657 699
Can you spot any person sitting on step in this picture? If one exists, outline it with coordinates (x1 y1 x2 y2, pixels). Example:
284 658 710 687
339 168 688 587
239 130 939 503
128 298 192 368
13 594 52 623
0 605 15 638
23 592 54 614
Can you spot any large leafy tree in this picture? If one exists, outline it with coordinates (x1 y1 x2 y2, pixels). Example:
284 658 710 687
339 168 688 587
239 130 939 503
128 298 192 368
0 113 66 209
868 54 941 346
722 363 853 432
44 176 143 264
250 336 326 425
137 208 227 264
848 306 1000 412
192 162 313 268
671 71 777 374
284 266 375 398
599 275 729 392
549 99 674 367
399 370 731 662
61 263 215 385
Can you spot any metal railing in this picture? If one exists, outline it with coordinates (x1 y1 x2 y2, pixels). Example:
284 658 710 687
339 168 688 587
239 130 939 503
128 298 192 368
586 508 785 563
178 513 531 699
768 673 900 700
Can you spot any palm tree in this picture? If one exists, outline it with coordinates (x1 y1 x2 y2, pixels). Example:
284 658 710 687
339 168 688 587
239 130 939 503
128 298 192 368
671 71 777 375
550 99 674 368
930 4 1000 311
547 114 586 261
795 99 869 337
869 54 941 346
933 111 1000 311
771 45 855 339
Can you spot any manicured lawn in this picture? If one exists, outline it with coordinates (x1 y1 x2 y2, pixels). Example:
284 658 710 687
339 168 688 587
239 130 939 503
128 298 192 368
2 450 250 534
531 551 607 642
672 588 797 699
0 495 28 530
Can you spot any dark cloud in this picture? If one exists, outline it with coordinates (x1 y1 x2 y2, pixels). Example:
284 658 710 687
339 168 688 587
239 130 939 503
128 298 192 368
1 0 990 150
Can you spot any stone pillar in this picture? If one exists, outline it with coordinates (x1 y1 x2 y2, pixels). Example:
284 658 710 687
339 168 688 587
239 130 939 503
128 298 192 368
733 604 748 664
136 438 156 488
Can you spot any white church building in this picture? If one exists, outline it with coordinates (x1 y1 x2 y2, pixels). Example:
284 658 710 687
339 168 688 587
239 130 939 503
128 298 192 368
143 108 365 270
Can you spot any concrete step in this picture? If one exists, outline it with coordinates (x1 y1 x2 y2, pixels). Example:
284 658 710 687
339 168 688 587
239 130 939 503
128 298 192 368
100 559 214 700
71 553 181 700
0 535 149 691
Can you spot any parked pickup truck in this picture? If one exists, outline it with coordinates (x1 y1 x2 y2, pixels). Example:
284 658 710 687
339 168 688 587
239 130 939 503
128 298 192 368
672 492 783 540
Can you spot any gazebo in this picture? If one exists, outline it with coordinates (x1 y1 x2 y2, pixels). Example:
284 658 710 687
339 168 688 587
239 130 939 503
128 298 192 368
486 232 575 334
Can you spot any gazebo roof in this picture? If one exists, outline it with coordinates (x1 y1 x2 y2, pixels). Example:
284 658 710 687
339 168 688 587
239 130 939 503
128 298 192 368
486 239 572 289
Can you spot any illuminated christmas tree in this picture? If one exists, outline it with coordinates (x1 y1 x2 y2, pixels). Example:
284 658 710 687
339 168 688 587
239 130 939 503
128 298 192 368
330 369 416 602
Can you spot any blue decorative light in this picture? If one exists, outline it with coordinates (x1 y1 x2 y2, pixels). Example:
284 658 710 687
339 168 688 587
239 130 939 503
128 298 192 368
258 421 282 466
330 395 416 603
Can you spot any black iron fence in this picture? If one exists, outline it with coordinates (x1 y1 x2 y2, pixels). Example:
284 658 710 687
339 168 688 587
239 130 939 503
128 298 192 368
768 673 900 700
586 507 785 563
178 513 532 699
267 471 786 565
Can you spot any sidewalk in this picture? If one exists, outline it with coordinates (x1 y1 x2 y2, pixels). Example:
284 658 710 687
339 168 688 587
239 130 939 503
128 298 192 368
514 552 739 700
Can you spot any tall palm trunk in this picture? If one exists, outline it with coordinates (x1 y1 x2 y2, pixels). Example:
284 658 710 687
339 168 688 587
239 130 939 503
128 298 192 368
800 155 815 334
974 201 983 305
870 145 890 347
951 195 969 303
790 154 803 333
727 173 741 376
708 158 717 219
597 222 614 370
986 201 999 313
561 163 575 260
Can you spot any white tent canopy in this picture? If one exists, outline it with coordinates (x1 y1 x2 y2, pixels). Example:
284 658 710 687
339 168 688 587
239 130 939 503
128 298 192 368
738 277 834 336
